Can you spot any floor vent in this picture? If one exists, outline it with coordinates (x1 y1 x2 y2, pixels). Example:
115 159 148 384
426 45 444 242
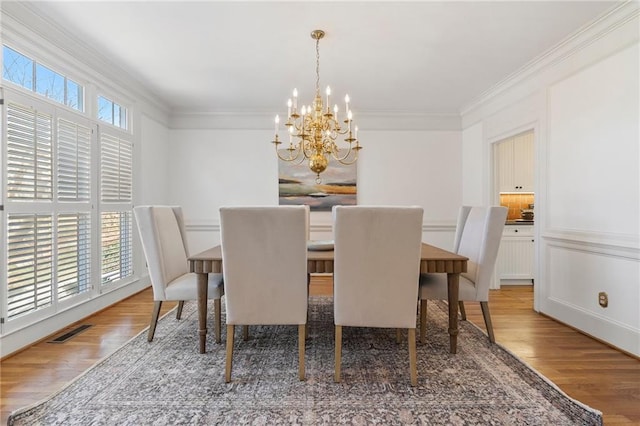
48 324 93 343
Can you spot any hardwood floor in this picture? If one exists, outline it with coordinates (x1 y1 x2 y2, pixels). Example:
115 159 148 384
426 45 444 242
1 279 639 424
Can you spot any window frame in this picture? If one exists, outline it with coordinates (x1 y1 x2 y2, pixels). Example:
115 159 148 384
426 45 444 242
97 94 129 131
2 44 86 113
1 85 136 335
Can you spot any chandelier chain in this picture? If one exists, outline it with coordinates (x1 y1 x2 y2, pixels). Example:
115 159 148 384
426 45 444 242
315 37 320 95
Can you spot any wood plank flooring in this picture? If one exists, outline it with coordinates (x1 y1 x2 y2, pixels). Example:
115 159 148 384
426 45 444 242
1 279 639 424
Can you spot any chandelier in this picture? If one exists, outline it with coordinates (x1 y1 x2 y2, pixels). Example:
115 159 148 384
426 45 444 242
272 29 361 182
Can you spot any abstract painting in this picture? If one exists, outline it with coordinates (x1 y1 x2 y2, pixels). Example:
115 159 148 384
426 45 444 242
278 151 357 211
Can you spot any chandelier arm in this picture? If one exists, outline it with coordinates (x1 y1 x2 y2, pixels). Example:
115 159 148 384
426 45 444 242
337 156 359 166
294 150 307 165
275 141 303 162
334 118 350 136
334 149 360 165
330 143 354 162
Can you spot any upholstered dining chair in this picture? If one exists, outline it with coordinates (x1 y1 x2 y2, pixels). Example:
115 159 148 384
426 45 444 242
134 206 224 343
219 206 308 383
333 206 424 386
419 206 507 344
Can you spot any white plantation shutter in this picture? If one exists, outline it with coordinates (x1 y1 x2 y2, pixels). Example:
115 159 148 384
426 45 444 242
6 102 53 200
99 129 133 285
3 98 95 328
100 133 132 202
57 118 91 201
2 86 137 334
101 211 132 284
7 214 53 320
57 213 92 301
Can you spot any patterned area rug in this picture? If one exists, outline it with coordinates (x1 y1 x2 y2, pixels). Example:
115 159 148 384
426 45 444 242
9 297 602 425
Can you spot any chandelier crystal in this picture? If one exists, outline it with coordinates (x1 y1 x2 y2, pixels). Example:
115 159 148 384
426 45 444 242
272 30 361 182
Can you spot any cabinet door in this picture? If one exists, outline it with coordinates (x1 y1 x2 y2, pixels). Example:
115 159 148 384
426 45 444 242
496 138 515 192
496 237 534 280
513 131 534 192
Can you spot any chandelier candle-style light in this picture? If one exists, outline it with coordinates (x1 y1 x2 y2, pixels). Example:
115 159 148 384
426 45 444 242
272 29 361 182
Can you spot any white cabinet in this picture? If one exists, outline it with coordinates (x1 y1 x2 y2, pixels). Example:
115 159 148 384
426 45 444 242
496 130 534 192
495 225 534 283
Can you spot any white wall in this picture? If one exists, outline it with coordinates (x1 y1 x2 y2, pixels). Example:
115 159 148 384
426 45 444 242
547 44 639 237
461 122 484 206
167 129 278 253
461 4 640 355
167 127 461 253
139 114 171 205
358 130 462 250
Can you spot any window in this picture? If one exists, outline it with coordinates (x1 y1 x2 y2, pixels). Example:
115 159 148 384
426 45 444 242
57 213 91 301
2 42 136 334
6 102 53 200
101 212 132 284
3 97 135 330
36 63 64 104
57 118 91 201
4 99 95 322
98 96 127 129
7 214 53 320
2 45 84 111
2 46 33 90
100 130 133 285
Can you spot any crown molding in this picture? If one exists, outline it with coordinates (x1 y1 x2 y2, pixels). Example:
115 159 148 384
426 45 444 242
169 110 461 131
460 1 639 118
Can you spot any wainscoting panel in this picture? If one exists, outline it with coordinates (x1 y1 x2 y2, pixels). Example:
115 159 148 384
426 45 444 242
541 238 640 356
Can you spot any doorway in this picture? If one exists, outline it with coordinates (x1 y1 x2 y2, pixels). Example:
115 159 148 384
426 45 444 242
492 129 536 295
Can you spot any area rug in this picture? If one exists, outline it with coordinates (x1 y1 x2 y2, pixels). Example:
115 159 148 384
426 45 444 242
8 297 602 425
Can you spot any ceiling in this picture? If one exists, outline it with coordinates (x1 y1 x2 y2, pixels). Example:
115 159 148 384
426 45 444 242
21 1 618 116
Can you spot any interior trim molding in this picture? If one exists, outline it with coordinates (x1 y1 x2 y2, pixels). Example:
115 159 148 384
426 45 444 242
542 295 638 356
185 222 456 234
542 229 640 253
460 2 639 118
169 111 462 131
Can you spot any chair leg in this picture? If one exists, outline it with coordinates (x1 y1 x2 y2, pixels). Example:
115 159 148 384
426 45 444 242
408 328 417 386
306 275 311 339
419 299 427 344
243 325 249 341
396 328 402 343
458 301 467 321
306 303 310 340
334 325 342 383
225 324 235 383
214 298 222 344
148 301 162 342
298 324 306 381
480 301 496 343
176 301 185 320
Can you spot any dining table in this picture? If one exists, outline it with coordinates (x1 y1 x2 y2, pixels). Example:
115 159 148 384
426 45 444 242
188 242 468 355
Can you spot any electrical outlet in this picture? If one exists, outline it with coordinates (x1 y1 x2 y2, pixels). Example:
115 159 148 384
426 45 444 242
598 292 608 308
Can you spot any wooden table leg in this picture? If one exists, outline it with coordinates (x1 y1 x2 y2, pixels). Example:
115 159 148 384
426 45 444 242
197 272 208 354
447 272 460 354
